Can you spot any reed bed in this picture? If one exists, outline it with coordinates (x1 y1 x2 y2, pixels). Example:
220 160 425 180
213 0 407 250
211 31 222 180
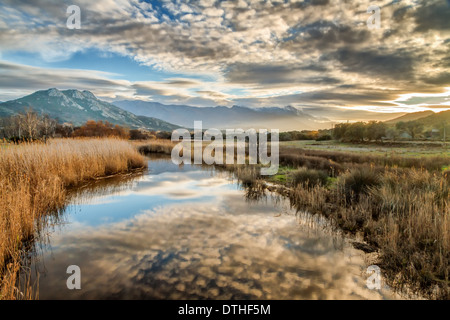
279 147 450 172
134 139 176 155
290 168 449 299
0 138 146 299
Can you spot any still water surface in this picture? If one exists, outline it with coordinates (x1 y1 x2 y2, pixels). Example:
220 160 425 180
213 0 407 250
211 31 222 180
31 156 398 299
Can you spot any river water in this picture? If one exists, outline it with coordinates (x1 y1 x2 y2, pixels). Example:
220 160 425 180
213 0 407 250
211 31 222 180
29 156 399 299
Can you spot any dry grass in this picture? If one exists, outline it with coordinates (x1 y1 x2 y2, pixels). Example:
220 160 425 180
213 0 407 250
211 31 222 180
365 170 449 298
280 147 450 172
0 138 146 299
290 167 329 188
277 157 450 299
133 139 176 155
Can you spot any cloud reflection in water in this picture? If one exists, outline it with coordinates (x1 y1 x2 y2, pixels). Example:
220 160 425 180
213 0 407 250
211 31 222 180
34 160 398 300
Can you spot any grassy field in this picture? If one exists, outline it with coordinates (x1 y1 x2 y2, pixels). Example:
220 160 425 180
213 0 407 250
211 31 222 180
0 138 146 299
140 139 450 299
281 140 450 158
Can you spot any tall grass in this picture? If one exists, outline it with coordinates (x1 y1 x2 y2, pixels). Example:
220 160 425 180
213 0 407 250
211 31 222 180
290 167 329 188
0 138 146 299
135 139 176 155
280 147 450 172
286 164 449 299
341 169 448 298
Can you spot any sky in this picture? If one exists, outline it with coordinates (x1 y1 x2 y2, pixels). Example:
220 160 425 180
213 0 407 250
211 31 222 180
0 0 449 122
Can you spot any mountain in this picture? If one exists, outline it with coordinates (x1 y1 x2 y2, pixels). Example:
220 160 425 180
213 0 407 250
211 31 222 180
113 100 329 130
0 89 180 131
385 110 435 124
385 109 450 129
416 110 450 127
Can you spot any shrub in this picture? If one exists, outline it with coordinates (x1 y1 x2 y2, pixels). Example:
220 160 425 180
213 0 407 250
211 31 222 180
235 166 260 188
137 140 175 155
291 167 329 188
338 167 380 201
279 152 343 176
72 120 130 139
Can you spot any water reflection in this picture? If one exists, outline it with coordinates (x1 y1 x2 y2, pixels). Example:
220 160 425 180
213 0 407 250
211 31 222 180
32 157 398 300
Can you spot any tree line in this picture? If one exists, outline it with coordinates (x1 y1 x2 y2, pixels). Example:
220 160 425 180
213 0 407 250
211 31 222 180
332 120 448 142
0 109 172 142
279 129 332 141
0 108 61 141
333 121 386 142
2 109 448 143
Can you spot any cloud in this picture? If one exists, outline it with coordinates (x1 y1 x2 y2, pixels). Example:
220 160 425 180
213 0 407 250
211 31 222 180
414 0 450 32
424 72 450 86
325 48 415 80
225 63 341 85
0 0 449 122
0 60 131 100
164 78 202 87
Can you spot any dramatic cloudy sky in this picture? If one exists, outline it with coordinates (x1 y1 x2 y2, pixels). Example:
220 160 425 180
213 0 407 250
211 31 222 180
0 0 449 121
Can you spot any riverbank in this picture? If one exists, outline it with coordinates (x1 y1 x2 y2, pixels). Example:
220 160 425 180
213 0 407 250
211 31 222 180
139 140 449 300
0 138 147 299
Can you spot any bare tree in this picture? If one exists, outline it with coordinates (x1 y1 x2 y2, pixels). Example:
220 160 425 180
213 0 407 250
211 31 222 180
1 108 60 141
40 114 57 140
0 114 22 138
21 108 41 140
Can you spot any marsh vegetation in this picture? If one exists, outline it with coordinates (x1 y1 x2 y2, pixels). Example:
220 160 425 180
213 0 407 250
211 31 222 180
0 138 146 299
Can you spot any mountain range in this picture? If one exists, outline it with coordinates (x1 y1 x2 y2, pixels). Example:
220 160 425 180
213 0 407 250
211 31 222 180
113 100 327 130
0 89 180 131
2 89 448 133
0 88 330 131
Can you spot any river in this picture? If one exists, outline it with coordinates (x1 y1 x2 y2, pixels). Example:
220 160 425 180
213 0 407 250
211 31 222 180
28 156 399 299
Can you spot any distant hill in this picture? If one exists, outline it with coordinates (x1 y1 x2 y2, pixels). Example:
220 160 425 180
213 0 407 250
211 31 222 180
386 109 450 129
417 110 450 127
0 89 180 131
113 100 329 130
385 111 435 124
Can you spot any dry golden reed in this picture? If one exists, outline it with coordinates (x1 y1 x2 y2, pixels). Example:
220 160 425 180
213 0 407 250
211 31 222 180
288 166 449 299
0 138 146 299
